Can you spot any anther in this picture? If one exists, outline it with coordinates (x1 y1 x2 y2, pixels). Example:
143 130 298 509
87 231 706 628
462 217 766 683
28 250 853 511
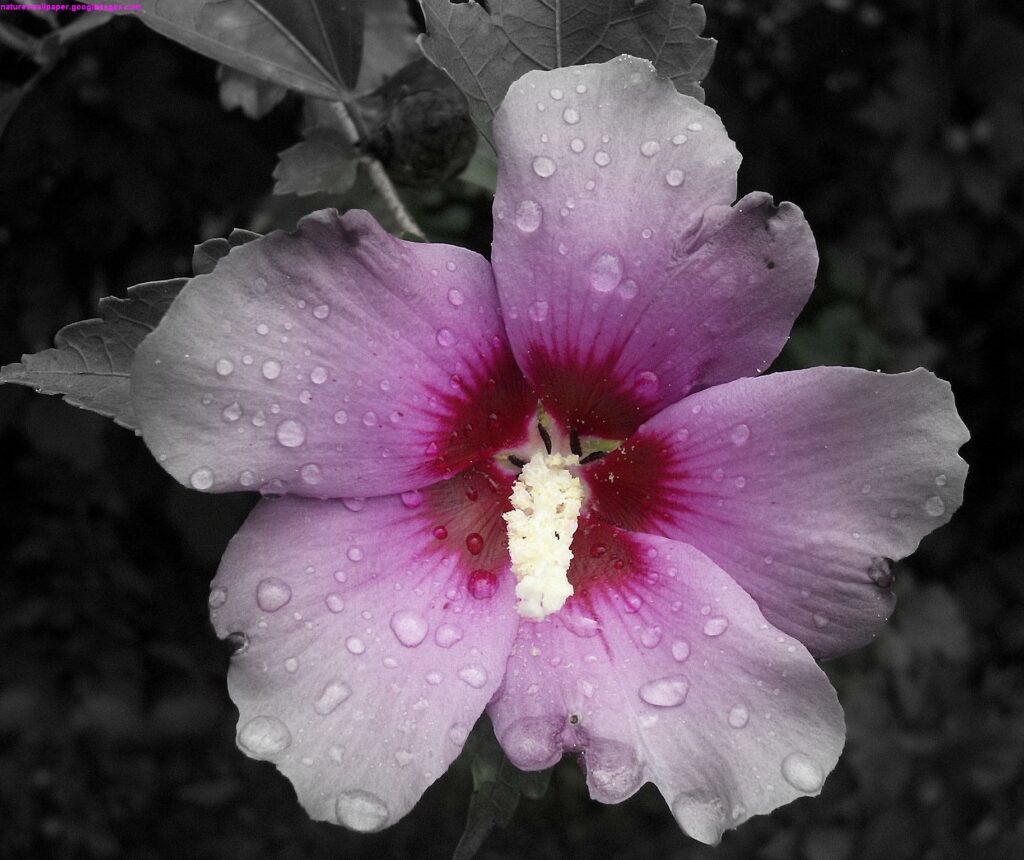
569 428 582 456
537 422 553 454
580 450 607 464
509 454 527 468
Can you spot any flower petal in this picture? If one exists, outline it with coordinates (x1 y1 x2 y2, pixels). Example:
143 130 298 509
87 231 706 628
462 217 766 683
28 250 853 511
586 367 970 658
491 56 815 438
487 522 844 844
133 209 535 498
208 464 520 831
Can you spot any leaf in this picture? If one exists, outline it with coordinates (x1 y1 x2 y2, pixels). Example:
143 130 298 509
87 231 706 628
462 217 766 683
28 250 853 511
419 0 716 148
0 279 187 430
134 0 365 99
192 227 263 276
272 126 359 196
453 716 552 860
216 64 288 119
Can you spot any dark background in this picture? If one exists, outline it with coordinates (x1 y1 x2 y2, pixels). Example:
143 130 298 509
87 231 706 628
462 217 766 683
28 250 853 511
1 1 1023 857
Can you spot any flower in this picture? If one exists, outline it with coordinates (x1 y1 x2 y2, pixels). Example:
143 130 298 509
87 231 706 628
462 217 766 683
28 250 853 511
130 57 968 842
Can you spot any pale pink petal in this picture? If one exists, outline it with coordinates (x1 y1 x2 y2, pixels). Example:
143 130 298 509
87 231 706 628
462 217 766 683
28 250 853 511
208 463 520 831
586 367 970 658
132 209 535 498
487 521 844 844
491 57 815 438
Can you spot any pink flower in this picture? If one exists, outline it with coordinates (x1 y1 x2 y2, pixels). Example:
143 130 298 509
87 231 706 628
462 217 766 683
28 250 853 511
131 57 967 842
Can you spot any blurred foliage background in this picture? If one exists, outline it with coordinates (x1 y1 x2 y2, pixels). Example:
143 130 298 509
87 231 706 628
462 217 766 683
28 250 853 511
1 1 1023 857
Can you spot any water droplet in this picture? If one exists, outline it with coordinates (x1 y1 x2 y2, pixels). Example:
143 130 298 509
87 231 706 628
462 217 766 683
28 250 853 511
672 793 725 844
730 424 750 446
238 715 291 757
781 752 824 792
671 639 691 662
201 393 213 406
687 121 704 132
575 83 587 94
449 722 469 745
728 704 749 728
633 370 659 397
190 467 214 490
275 419 306 447
261 359 281 380
333 409 348 425
400 489 423 509
640 140 661 157
562 107 580 124
618 279 638 300
593 150 611 167
432 525 448 540
812 613 830 628
458 665 489 689
867 557 892 587
310 366 328 385
239 470 256 487
345 636 365 655
256 577 292 612
639 676 689 707
935 473 948 486
514 199 543 233
346 547 364 563
300 463 322 484
549 87 564 100
467 569 497 599
528 300 549 322
570 137 585 153
447 288 465 308
703 617 729 637
924 495 945 517
335 790 389 832
589 252 622 292
390 610 429 647
362 411 378 427
310 303 330 320
666 168 685 187
284 657 298 673
462 533 484 556
325 593 345 613
256 323 270 336
208 586 227 609
640 626 663 648
222 402 242 422
215 358 234 376
672 133 688 145
712 468 725 482
435 623 463 648
436 328 455 347
532 156 556 178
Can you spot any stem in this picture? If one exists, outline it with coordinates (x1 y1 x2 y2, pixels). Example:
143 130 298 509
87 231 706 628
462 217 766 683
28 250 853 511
327 101 425 240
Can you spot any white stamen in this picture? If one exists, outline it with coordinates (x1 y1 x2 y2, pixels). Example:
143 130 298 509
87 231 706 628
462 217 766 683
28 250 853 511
503 452 583 620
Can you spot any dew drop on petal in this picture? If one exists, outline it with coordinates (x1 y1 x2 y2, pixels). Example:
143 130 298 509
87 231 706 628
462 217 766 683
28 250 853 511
275 419 306 447
515 199 543 233
310 366 328 385
633 371 659 397
347 546 364 562
335 790 389 832
345 636 365 655
333 409 347 425
589 252 622 293
467 570 497 599
238 715 291 757
672 793 725 844
924 495 946 517
593 150 611 167
390 610 429 647
570 137 585 153
256 323 269 336
436 328 455 347
728 704 749 728
190 467 214 490
640 626 663 648
222 402 242 422
261 359 281 380
465 533 484 555
671 639 691 662
313 303 330 320
562 107 580 124
434 623 463 648
730 423 751 446
307 684 345 717
325 593 345 613
639 676 689 707
702 617 729 637
300 463 322 484
457 665 489 689
687 122 703 132
449 722 469 745
215 358 234 376
239 470 256 486
666 168 685 187
532 156 556 178
618 279 638 300
781 752 824 793
208 586 227 609
528 301 549 322
447 288 465 307
640 140 661 157
400 489 423 509
672 133 688 145
812 613 830 628
256 577 292 612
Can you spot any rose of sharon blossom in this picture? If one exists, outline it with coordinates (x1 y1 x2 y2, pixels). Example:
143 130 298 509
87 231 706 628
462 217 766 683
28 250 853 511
130 57 968 842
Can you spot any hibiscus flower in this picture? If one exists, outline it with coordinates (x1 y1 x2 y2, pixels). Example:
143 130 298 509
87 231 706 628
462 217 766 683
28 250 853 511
130 57 968 842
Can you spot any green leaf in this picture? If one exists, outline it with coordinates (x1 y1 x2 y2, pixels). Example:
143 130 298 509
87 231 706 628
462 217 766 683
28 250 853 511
419 0 716 148
453 716 552 860
216 64 288 119
192 228 262 276
272 126 359 196
134 0 366 99
0 279 187 430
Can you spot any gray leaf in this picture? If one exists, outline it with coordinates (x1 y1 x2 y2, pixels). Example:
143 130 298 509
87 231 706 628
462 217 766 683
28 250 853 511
192 228 263 276
0 279 188 430
272 127 359 196
419 0 716 148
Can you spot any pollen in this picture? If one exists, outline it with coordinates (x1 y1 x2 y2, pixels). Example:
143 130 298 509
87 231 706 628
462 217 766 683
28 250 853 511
503 452 583 620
